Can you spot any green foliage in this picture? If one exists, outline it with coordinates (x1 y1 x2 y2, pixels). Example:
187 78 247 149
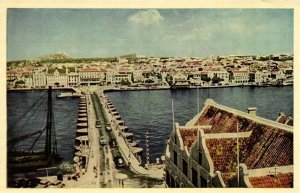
156 73 162 80
145 79 154 83
15 80 25 85
201 76 211 82
120 79 131 86
165 74 173 85
212 75 224 84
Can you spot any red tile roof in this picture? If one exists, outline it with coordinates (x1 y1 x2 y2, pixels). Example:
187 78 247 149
249 173 293 188
197 104 293 186
179 128 198 150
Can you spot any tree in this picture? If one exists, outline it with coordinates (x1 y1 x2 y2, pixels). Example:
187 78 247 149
165 74 173 86
120 79 131 86
145 79 154 84
212 75 224 84
15 80 25 85
201 76 211 82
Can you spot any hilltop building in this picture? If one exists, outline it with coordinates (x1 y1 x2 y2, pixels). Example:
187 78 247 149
164 99 293 188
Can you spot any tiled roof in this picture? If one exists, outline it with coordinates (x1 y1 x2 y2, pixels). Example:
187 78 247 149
195 106 253 133
249 173 293 188
197 104 293 186
179 128 198 150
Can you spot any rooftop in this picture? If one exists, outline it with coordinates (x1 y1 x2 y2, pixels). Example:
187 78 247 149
249 173 293 188
179 128 198 150
185 99 293 187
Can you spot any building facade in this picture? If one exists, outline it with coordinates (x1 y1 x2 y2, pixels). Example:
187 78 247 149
230 70 249 84
46 69 68 87
165 99 293 188
33 72 47 88
79 68 103 85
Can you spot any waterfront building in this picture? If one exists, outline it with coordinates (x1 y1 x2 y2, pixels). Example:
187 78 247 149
207 71 230 85
105 70 114 85
46 68 68 87
132 69 145 84
112 67 133 85
79 67 103 85
67 72 79 87
271 69 285 81
7 71 17 81
165 99 293 188
249 70 263 85
229 70 249 84
261 70 272 83
33 72 47 88
25 77 33 88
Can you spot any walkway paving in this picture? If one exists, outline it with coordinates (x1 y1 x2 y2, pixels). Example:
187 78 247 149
98 91 164 179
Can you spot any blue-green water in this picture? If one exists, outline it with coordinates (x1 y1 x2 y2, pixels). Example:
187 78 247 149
7 87 293 163
107 86 293 162
7 90 79 161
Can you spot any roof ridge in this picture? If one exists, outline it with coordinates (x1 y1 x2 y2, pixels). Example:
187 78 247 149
204 99 293 133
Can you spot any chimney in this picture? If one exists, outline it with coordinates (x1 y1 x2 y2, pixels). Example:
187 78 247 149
247 107 257 116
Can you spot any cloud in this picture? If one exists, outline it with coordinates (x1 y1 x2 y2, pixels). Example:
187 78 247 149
128 10 163 25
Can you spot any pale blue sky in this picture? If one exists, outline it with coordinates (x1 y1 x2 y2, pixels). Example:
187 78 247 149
7 9 293 61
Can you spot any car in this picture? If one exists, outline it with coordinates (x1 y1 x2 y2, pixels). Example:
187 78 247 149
113 156 125 168
109 138 117 147
105 123 112 131
95 120 101 128
99 136 107 145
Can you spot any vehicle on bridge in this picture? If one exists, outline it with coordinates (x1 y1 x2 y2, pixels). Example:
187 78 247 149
105 123 112 131
113 156 125 168
95 120 101 128
99 136 107 145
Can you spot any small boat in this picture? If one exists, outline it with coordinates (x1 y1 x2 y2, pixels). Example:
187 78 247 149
57 92 81 98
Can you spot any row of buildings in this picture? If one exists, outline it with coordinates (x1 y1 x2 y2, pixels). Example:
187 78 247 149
7 54 293 89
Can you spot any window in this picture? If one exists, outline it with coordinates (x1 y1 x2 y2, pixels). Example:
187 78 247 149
200 176 207 188
192 168 198 187
182 159 188 177
170 176 175 188
173 151 177 166
198 151 202 165
166 171 170 187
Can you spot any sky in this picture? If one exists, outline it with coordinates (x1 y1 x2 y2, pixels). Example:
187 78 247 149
7 9 293 61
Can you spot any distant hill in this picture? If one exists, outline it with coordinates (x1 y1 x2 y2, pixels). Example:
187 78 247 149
38 52 73 61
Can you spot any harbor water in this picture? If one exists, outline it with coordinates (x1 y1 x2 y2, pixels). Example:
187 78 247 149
7 90 79 162
107 86 293 162
7 86 293 163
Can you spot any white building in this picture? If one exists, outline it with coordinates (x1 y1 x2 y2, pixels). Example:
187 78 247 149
46 69 68 87
79 68 103 85
208 71 230 85
33 72 46 88
230 70 249 84
25 77 33 88
249 71 263 85
113 68 133 85
67 72 79 87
